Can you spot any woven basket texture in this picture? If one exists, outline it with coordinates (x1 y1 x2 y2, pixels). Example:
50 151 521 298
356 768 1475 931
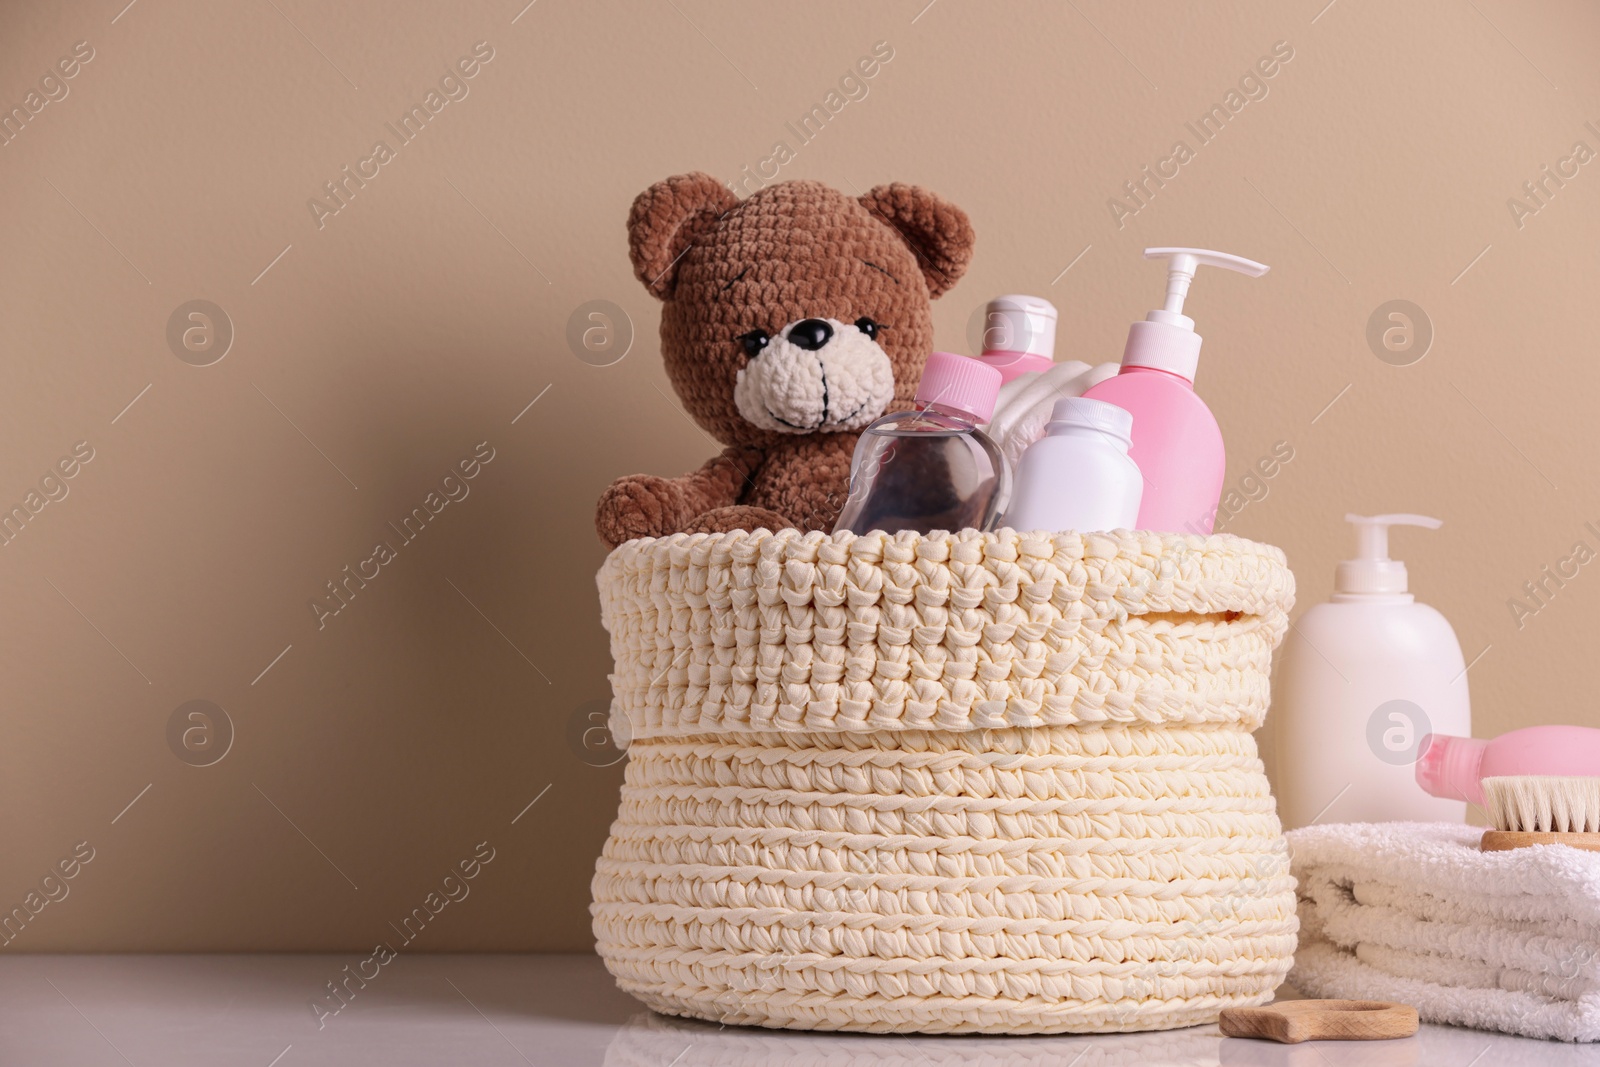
592 528 1298 1034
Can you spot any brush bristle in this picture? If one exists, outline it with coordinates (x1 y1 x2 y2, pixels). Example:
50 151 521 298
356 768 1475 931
1482 776 1600 833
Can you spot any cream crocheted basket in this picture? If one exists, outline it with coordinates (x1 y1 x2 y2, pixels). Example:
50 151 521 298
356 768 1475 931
591 528 1299 1035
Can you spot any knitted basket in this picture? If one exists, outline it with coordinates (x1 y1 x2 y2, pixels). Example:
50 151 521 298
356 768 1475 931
591 528 1298 1034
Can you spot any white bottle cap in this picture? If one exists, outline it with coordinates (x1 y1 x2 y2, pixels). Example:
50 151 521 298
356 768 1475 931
1046 396 1133 448
983 295 1058 359
1122 247 1269 382
1335 513 1442 595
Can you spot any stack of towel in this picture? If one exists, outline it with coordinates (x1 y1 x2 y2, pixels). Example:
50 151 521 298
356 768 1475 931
1287 821 1600 1042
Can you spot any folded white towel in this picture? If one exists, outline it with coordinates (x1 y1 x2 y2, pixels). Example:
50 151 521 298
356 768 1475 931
985 360 1120 469
1286 821 1600 1042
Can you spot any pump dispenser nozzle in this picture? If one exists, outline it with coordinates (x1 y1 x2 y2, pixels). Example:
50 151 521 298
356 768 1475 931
1122 247 1269 382
1336 513 1442 596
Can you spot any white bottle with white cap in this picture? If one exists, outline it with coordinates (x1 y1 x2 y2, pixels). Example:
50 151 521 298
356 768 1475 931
1275 514 1472 829
1001 397 1143 534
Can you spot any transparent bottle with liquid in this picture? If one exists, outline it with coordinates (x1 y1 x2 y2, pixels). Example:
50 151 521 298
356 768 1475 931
833 351 1009 536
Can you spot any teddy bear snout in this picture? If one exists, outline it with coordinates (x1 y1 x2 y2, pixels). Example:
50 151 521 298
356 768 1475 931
733 317 895 435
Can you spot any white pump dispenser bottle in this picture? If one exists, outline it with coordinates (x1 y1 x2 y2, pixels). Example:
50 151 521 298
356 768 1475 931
1275 514 1472 829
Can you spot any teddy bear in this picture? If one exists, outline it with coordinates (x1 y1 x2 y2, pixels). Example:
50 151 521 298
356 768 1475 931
594 173 975 549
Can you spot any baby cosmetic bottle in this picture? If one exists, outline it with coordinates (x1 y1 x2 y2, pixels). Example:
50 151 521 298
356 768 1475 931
1083 247 1268 533
1417 725 1600 806
833 351 1009 536
978 295 1058 386
1002 397 1142 533
1275 514 1472 828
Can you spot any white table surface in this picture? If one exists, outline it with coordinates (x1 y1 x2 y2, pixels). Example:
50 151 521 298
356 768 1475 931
0 953 1591 1065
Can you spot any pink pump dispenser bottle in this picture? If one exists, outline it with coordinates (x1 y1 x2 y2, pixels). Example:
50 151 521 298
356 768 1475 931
1082 247 1268 533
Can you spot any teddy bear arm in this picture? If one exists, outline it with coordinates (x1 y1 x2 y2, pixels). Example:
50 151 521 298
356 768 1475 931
594 447 766 548
595 473 691 548
677 445 765 516
684 505 791 536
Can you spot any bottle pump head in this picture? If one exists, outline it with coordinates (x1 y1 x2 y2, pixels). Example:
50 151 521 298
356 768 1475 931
1122 247 1269 382
1335 513 1442 596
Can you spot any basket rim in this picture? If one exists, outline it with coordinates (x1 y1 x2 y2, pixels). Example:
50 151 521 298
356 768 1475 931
598 526 1293 619
596 527 1296 740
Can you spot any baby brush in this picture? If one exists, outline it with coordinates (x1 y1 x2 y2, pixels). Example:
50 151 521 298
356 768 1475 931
1480 775 1600 853
1417 726 1600 851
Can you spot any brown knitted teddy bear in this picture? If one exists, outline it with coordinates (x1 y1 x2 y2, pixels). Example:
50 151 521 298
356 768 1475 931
595 173 975 549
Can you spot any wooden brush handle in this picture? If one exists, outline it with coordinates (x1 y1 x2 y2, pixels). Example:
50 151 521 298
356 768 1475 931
1219 999 1418 1043
1481 830 1600 853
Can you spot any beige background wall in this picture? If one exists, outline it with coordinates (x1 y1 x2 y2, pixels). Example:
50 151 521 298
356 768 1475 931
1 0 1597 952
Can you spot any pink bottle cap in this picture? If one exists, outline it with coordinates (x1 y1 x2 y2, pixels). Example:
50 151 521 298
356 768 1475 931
1414 733 1489 805
915 351 1002 422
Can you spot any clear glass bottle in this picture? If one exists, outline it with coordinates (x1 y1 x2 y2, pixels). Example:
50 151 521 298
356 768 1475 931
833 351 1009 536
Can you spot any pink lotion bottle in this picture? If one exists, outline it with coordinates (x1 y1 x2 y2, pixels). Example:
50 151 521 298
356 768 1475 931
1083 248 1269 533
1417 725 1600 806
977 295 1058 385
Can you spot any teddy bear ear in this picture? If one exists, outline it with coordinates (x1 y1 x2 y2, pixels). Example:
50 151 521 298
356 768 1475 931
857 183 975 299
627 172 739 300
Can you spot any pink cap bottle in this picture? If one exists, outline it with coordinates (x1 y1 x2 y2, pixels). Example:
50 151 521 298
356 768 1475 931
1416 725 1600 805
977 296 1058 384
916 349 1003 422
833 352 1009 535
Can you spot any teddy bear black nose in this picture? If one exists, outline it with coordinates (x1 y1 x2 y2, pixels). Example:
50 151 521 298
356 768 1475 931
787 319 833 351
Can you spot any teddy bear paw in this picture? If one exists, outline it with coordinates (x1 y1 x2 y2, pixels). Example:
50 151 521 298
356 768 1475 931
684 505 792 536
595 474 691 548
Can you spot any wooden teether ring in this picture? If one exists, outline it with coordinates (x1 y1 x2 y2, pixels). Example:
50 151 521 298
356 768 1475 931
1219 999 1419 1043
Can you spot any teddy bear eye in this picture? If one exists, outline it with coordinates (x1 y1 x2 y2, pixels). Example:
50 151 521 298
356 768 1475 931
738 329 770 358
854 317 882 341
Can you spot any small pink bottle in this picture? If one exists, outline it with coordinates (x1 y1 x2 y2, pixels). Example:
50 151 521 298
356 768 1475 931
1417 725 1600 806
976 295 1057 385
1082 248 1268 534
